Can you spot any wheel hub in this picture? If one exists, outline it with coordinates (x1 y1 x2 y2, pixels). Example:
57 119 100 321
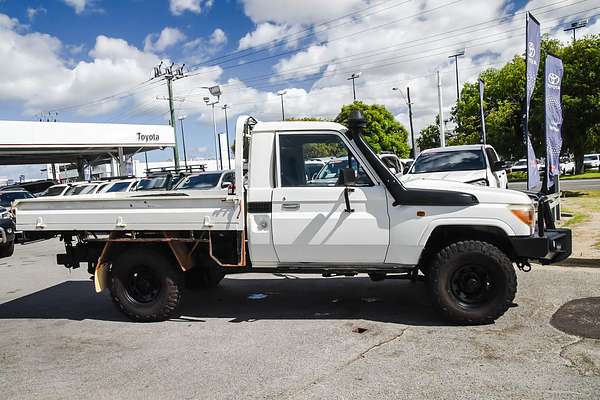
450 265 493 306
127 267 161 304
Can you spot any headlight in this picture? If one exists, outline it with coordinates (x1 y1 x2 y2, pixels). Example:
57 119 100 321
0 211 11 220
509 204 535 234
467 178 488 186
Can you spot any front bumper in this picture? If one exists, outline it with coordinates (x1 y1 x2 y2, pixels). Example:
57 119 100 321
509 228 572 265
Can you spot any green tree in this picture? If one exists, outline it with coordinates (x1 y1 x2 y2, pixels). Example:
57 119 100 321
416 115 441 150
335 101 410 157
561 35 600 172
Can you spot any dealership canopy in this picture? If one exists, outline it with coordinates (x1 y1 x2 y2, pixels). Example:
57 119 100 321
0 121 175 165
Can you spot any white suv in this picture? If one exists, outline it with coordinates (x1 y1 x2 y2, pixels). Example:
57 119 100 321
584 154 600 171
402 144 508 189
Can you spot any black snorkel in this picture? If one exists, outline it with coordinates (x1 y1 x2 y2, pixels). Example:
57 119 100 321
345 109 478 207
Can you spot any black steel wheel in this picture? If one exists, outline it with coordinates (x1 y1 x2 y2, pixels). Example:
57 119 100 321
428 240 517 324
110 247 184 322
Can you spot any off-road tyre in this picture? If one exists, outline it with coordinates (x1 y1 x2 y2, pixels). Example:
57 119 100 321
0 241 14 258
428 240 517 325
185 261 225 290
110 248 184 322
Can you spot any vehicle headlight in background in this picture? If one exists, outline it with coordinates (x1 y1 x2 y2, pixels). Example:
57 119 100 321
509 204 535 234
467 178 488 186
0 211 11 220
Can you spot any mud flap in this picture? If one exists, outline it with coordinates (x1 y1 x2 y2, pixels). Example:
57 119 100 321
94 262 109 293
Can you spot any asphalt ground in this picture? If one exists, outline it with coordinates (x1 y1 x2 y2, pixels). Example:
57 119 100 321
508 178 600 191
1 239 599 399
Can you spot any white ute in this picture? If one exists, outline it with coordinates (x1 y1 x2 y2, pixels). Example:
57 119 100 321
13 111 571 324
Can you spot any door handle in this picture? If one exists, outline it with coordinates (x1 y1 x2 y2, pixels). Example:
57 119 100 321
282 203 300 210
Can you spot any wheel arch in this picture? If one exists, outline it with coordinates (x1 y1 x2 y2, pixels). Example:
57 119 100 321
417 224 517 271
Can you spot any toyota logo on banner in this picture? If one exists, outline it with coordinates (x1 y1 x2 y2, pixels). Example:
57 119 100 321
548 72 561 85
528 42 536 58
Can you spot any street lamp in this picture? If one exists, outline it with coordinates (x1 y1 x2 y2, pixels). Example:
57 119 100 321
448 49 465 101
177 115 188 171
347 72 361 101
277 90 287 121
204 95 221 170
222 104 232 169
564 19 588 43
392 87 416 158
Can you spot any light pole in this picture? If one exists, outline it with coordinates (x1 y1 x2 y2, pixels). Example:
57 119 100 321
448 49 465 101
347 72 361 102
222 104 232 169
392 87 416 158
204 96 221 170
277 90 287 121
564 19 588 43
177 115 188 171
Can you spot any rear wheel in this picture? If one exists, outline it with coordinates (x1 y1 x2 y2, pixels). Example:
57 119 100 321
428 240 516 324
110 248 184 322
0 241 14 258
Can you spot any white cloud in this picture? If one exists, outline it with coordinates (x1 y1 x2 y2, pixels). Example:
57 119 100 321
144 27 186 53
26 6 47 22
63 0 88 14
169 0 202 16
241 0 363 25
238 22 300 50
209 28 227 46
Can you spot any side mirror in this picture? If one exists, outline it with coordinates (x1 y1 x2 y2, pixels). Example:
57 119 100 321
492 161 507 172
340 167 356 186
221 181 233 189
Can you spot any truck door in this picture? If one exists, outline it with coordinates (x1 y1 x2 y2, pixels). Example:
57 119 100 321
271 132 389 264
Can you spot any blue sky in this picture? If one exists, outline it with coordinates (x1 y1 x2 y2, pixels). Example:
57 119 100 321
0 0 598 180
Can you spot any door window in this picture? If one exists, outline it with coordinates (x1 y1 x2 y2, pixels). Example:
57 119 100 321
278 134 372 187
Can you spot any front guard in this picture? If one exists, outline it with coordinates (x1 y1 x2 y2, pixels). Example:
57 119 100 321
511 192 572 265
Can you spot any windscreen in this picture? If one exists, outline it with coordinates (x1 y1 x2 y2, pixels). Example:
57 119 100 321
42 186 65 196
105 182 131 193
410 150 486 174
137 176 168 191
176 173 221 190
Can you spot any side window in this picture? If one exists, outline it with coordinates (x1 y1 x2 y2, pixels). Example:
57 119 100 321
485 148 499 166
278 133 372 187
223 172 234 184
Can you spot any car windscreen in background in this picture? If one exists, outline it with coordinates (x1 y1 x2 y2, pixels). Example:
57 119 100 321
176 173 221 189
411 150 486 173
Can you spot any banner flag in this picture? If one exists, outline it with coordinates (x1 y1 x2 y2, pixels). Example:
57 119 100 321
479 79 487 144
545 54 564 189
525 12 541 191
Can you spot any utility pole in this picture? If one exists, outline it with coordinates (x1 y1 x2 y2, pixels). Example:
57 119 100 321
152 61 185 170
277 90 286 121
392 87 416 158
437 70 446 147
347 72 361 102
448 49 465 101
222 104 232 169
564 19 588 43
178 115 188 171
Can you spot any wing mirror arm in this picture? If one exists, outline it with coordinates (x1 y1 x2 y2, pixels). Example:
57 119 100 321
341 167 356 213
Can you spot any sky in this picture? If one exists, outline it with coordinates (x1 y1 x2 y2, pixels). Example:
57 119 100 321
0 0 598 180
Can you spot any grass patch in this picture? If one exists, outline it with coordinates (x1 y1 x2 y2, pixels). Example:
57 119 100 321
508 171 600 182
562 171 600 180
594 240 600 250
561 212 590 227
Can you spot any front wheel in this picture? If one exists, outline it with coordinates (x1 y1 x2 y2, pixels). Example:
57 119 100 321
110 248 184 322
0 241 14 258
428 240 517 324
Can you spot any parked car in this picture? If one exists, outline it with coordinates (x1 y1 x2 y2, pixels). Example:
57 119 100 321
304 160 325 181
39 184 70 197
400 158 414 172
583 154 600 171
0 190 34 206
0 212 15 258
509 158 543 173
560 157 575 175
97 178 139 193
378 153 404 175
309 157 371 186
174 170 235 192
63 182 103 196
402 144 508 188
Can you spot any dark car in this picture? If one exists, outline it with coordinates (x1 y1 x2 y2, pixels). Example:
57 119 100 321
0 190 34 207
0 209 16 258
